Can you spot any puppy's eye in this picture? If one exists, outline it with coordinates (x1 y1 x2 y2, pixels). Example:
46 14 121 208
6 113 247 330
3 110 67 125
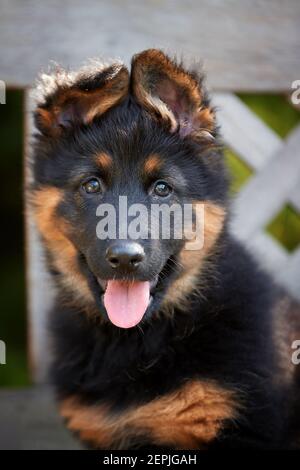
81 177 102 194
153 180 172 197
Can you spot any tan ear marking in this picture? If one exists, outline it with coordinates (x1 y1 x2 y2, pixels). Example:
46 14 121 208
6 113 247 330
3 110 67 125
34 62 129 136
131 49 215 139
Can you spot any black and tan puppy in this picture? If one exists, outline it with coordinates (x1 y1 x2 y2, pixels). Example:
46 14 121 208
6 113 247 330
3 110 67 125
29 49 300 449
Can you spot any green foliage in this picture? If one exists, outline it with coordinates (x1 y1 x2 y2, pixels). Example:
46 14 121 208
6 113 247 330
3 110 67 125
267 204 300 253
237 93 300 138
225 148 253 193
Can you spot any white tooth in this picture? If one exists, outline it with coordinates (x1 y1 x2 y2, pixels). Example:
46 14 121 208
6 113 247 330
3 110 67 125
97 278 107 291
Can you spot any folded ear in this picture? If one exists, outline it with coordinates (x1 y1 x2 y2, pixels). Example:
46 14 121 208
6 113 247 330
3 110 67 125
131 49 216 140
34 61 129 137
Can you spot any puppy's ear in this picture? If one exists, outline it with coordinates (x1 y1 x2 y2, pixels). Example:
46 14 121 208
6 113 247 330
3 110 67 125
34 61 129 137
131 49 216 140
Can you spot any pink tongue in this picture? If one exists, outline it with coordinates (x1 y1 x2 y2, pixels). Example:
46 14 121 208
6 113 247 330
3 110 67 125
104 280 150 328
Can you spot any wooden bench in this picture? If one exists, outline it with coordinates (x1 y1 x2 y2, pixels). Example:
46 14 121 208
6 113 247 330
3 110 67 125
0 0 299 449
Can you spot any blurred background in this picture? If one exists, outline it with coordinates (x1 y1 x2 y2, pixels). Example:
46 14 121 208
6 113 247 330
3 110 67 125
0 91 28 386
0 0 299 388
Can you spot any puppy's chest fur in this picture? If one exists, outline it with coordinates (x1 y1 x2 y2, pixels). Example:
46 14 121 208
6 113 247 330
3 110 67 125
60 380 237 449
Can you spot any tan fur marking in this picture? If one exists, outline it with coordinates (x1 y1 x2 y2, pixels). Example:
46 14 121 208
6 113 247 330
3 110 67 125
36 67 129 135
83 71 128 123
194 107 215 135
31 186 93 303
143 154 162 176
131 49 215 134
95 152 113 171
133 49 203 104
163 202 226 310
60 380 237 449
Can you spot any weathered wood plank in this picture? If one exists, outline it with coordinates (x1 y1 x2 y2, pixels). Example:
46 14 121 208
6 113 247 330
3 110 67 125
24 90 55 383
0 387 81 449
0 0 299 90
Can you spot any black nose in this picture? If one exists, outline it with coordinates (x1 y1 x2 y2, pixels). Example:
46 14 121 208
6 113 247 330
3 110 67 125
106 242 145 271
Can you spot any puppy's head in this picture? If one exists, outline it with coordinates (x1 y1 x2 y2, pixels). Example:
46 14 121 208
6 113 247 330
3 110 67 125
30 50 228 329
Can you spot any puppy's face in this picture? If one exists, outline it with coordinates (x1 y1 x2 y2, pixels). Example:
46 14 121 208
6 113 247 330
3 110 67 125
31 50 227 328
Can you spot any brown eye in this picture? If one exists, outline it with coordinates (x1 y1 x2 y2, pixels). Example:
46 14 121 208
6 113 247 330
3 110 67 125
153 180 172 197
82 177 102 194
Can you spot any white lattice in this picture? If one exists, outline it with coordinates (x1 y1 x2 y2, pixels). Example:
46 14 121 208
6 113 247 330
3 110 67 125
213 92 300 301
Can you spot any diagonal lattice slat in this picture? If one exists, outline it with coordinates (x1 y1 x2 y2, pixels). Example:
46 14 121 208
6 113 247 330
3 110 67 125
231 125 300 239
290 180 300 212
214 92 300 301
213 93 282 171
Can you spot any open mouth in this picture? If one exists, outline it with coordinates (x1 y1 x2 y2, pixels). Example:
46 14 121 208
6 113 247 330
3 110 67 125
97 278 156 329
80 254 176 329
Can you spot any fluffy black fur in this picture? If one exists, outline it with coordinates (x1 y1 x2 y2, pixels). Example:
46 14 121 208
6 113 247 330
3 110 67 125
30 50 300 450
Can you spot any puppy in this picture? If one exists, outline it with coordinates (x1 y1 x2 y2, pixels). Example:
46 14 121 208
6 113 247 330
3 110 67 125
29 49 300 449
